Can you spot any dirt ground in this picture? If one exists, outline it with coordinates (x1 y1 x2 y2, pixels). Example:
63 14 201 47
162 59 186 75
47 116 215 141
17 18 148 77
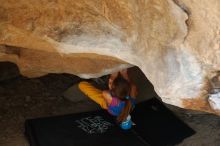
0 73 220 146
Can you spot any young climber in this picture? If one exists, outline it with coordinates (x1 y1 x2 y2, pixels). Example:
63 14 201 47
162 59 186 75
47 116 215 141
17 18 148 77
79 71 137 130
108 69 138 98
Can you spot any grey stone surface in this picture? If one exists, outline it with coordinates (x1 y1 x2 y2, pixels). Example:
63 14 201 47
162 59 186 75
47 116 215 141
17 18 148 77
63 83 89 102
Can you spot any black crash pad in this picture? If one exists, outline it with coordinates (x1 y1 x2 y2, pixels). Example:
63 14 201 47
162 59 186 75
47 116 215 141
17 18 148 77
25 98 195 146
131 98 195 146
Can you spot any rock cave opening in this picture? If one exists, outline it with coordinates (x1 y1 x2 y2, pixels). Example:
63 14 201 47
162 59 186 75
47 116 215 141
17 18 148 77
0 0 219 145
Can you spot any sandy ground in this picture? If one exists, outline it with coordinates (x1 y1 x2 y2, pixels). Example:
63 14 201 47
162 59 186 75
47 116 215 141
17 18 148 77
0 73 220 146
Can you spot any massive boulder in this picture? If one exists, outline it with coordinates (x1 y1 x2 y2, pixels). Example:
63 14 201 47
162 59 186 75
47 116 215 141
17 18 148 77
0 0 219 114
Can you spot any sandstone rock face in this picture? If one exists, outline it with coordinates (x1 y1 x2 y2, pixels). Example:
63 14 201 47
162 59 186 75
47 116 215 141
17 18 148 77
0 0 219 114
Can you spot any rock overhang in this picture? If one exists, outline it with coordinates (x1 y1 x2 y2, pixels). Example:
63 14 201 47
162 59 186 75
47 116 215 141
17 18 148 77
0 0 219 115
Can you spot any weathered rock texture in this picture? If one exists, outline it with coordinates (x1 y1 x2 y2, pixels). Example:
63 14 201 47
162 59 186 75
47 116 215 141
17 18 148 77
0 0 219 114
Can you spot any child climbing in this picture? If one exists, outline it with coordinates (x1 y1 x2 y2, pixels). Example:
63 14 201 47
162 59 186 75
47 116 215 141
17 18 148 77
78 69 137 130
